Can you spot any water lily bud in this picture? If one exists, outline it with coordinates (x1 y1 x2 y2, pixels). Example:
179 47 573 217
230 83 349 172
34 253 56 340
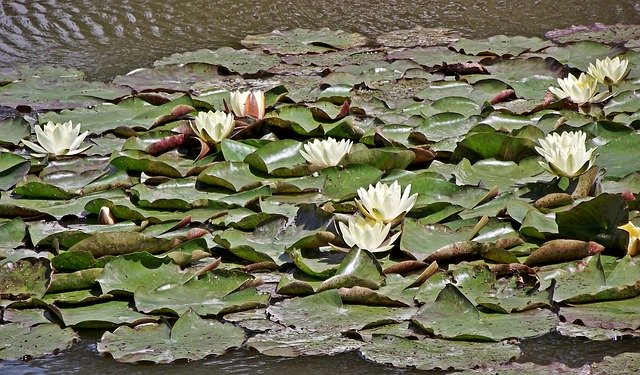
98 206 116 225
587 56 629 87
230 90 265 119
299 137 353 168
22 121 91 157
619 221 640 257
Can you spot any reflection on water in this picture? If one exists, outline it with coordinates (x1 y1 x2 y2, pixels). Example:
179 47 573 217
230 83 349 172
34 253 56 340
0 0 639 80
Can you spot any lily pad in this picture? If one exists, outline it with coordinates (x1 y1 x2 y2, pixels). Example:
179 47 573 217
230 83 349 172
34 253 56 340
413 284 557 341
267 289 417 332
247 328 361 357
241 28 369 55
0 257 51 299
97 309 245 363
0 323 77 360
154 47 281 75
58 301 158 328
358 334 521 371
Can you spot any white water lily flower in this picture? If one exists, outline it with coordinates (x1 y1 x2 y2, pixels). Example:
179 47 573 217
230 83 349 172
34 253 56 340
22 121 90 157
618 221 640 257
190 110 235 144
587 56 629 86
548 73 599 104
535 130 596 179
355 181 418 225
338 216 401 253
299 137 353 168
230 90 266 119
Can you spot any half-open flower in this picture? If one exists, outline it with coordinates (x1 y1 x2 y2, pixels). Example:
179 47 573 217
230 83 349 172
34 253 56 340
299 137 353 168
618 221 640 257
338 216 401 253
548 73 599 105
230 90 266 119
355 181 417 225
22 121 90 157
535 130 596 179
587 56 629 87
190 110 235 144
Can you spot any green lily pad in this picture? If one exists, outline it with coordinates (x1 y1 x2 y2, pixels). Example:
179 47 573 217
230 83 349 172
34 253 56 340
0 153 31 191
0 217 26 249
215 205 332 265
559 296 640 331
134 273 269 316
241 28 369 55
97 309 245 363
453 35 553 56
413 284 557 341
0 257 51 299
318 248 385 291
247 328 361 357
597 133 640 180
453 158 546 190
555 193 628 254
154 47 281 75
40 96 194 135
541 255 640 303
197 162 264 192
267 289 417 332
58 301 159 328
97 258 191 295
0 323 77 360
48 268 103 293
0 74 131 111
69 232 175 258
0 117 30 146
358 334 521 371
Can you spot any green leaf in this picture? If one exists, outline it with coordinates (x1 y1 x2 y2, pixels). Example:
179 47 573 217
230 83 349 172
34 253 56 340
0 323 77 360
134 271 268 316
97 258 191 294
241 28 368 54
97 309 245 363
58 301 159 328
0 117 30 146
555 193 628 254
413 284 557 341
359 334 520 371
197 162 263 192
267 289 416 332
0 152 31 190
318 248 385 291
154 47 281 75
0 257 51 299
69 232 175 257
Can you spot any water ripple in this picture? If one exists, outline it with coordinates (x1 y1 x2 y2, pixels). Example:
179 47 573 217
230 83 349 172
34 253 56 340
0 0 638 80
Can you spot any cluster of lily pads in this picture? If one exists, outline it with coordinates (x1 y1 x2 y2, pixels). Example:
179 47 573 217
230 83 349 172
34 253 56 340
2 24 640 372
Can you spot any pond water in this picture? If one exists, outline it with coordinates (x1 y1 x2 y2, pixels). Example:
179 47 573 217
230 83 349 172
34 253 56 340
2 1 640 373
1 0 640 80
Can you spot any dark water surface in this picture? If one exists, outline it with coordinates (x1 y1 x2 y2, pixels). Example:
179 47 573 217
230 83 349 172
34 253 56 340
1 0 640 80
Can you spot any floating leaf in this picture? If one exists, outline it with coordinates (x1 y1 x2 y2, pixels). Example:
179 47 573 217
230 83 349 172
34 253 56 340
97 309 245 363
241 28 369 55
0 323 77 360
359 334 520 371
